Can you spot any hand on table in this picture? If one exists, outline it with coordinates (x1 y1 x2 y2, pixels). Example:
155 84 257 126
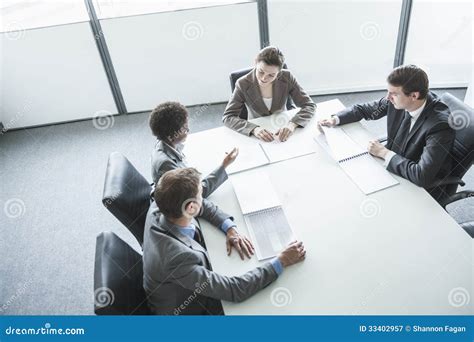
253 127 275 142
278 240 306 267
226 227 255 260
275 122 297 142
368 140 389 159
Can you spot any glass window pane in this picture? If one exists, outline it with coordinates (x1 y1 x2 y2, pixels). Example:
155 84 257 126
405 0 473 87
1 22 117 128
268 0 402 94
93 0 253 20
0 0 89 33
100 2 260 111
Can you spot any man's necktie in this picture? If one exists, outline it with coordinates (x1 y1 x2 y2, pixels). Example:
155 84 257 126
392 111 412 154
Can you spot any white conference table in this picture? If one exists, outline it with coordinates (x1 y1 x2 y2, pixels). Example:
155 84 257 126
185 99 473 315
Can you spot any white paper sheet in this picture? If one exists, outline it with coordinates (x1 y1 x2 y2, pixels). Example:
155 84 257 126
321 125 366 161
244 207 294 260
230 169 281 215
185 127 269 175
250 109 317 163
319 125 399 194
260 129 317 163
339 154 399 195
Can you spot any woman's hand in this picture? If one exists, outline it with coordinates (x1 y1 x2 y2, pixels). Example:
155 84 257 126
276 122 297 142
252 127 275 142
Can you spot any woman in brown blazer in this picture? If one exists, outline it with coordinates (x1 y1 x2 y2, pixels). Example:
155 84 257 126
222 46 316 142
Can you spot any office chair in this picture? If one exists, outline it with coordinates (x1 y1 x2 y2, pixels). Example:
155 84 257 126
102 152 152 246
229 63 296 120
436 93 474 238
444 192 474 238
94 231 149 315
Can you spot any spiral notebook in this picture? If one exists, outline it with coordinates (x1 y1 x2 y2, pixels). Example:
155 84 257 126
231 169 294 260
319 126 399 194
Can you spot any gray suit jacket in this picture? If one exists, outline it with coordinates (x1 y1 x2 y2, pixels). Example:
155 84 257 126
151 140 227 198
222 69 316 135
336 92 454 192
143 201 279 315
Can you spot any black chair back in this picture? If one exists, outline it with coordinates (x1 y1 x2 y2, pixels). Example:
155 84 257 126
94 231 149 315
440 93 474 194
102 152 152 246
229 64 295 120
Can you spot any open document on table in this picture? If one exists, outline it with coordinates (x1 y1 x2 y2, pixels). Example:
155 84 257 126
317 125 399 195
231 169 295 260
251 110 317 163
184 127 270 174
185 110 318 174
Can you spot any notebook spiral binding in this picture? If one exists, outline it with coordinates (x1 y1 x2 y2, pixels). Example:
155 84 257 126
338 151 369 163
247 206 282 216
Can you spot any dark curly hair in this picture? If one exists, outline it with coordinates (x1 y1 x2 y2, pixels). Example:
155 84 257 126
149 101 188 141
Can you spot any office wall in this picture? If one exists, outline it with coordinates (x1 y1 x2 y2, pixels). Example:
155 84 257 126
100 2 260 112
0 23 117 129
404 0 473 88
267 0 403 95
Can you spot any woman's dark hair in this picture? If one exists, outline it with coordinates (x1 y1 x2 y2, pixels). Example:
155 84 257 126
387 65 429 99
149 101 188 141
154 168 201 219
256 46 285 69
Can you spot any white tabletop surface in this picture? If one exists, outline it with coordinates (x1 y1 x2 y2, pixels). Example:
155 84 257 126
185 99 473 315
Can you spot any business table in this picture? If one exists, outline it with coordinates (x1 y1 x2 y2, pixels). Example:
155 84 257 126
184 99 473 315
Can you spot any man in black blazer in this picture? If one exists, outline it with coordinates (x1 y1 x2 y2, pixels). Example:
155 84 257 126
320 65 455 202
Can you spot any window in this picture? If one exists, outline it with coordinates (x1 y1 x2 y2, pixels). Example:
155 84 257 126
0 0 89 33
92 0 253 20
404 0 473 87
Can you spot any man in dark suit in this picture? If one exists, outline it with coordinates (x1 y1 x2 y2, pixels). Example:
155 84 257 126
143 167 306 315
319 65 455 202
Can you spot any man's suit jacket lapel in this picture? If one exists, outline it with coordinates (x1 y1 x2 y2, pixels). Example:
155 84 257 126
403 93 436 152
157 215 211 265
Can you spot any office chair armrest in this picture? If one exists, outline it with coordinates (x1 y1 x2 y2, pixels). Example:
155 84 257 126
441 190 474 209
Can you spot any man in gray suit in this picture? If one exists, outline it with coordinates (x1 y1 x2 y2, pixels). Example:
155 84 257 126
143 167 306 315
320 65 455 202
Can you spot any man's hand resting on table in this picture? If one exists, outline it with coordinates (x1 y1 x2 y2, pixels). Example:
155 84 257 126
226 227 255 260
278 241 306 267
